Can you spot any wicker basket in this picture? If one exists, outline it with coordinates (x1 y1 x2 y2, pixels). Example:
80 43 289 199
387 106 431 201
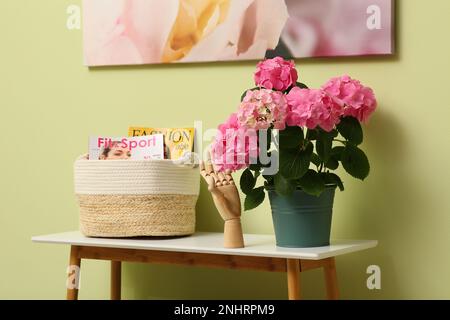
74 155 200 237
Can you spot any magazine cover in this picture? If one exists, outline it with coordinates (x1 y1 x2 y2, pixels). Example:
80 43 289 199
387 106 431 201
89 135 164 160
128 127 194 160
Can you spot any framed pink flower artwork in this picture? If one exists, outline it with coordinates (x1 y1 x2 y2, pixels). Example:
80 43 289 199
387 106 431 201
83 0 395 66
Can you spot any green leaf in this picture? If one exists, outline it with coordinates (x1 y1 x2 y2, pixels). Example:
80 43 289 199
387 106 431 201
311 153 321 167
298 170 326 196
331 146 345 161
274 174 295 196
279 142 313 179
263 176 274 188
286 82 309 93
249 163 261 172
240 168 256 195
263 174 274 183
244 187 265 211
337 116 363 145
316 130 334 163
322 172 344 191
341 145 370 180
296 82 309 89
279 126 304 149
325 156 339 170
306 129 318 141
240 87 258 101
331 129 339 138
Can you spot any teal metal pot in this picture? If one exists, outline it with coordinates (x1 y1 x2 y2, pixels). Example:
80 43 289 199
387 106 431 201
268 186 336 248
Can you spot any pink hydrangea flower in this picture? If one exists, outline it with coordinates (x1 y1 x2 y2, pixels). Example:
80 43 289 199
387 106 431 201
254 57 298 91
321 75 377 123
286 87 343 132
238 89 288 130
211 113 259 172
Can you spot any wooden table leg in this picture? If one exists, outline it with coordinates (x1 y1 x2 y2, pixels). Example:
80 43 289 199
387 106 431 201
323 257 339 300
111 261 122 300
286 259 301 300
66 245 81 300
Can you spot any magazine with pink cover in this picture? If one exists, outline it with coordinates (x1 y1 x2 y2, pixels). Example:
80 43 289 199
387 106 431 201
89 135 164 160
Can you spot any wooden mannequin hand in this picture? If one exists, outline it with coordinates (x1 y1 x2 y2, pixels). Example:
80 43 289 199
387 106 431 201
200 160 244 248
200 163 241 221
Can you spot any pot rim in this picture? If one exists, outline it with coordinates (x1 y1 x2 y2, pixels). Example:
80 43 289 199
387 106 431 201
265 183 337 191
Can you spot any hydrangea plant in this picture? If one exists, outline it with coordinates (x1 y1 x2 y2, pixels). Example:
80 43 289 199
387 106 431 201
211 57 377 210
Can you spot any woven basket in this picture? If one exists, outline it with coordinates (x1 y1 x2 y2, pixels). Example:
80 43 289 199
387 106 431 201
74 155 200 237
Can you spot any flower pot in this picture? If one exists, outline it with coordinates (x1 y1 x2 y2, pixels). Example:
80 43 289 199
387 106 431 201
268 186 336 248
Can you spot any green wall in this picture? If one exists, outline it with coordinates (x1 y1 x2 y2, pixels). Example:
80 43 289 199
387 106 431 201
1 0 449 299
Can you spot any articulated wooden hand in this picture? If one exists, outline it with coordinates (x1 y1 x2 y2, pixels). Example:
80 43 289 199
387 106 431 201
200 160 245 248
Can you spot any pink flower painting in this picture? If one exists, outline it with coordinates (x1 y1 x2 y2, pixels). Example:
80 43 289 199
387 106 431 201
83 0 394 66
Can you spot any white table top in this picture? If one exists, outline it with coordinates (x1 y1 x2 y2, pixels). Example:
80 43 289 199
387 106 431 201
32 231 377 260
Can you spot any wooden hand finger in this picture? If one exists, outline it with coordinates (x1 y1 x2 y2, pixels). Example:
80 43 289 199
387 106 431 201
224 169 235 185
199 161 206 173
211 171 222 187
199 161 209 179
217 172 228 185
205 161 215 176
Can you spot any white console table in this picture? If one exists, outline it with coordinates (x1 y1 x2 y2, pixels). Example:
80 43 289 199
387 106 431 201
32 231 377 300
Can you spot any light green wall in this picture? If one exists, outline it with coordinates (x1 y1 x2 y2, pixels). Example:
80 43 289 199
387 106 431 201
1 0 449 299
